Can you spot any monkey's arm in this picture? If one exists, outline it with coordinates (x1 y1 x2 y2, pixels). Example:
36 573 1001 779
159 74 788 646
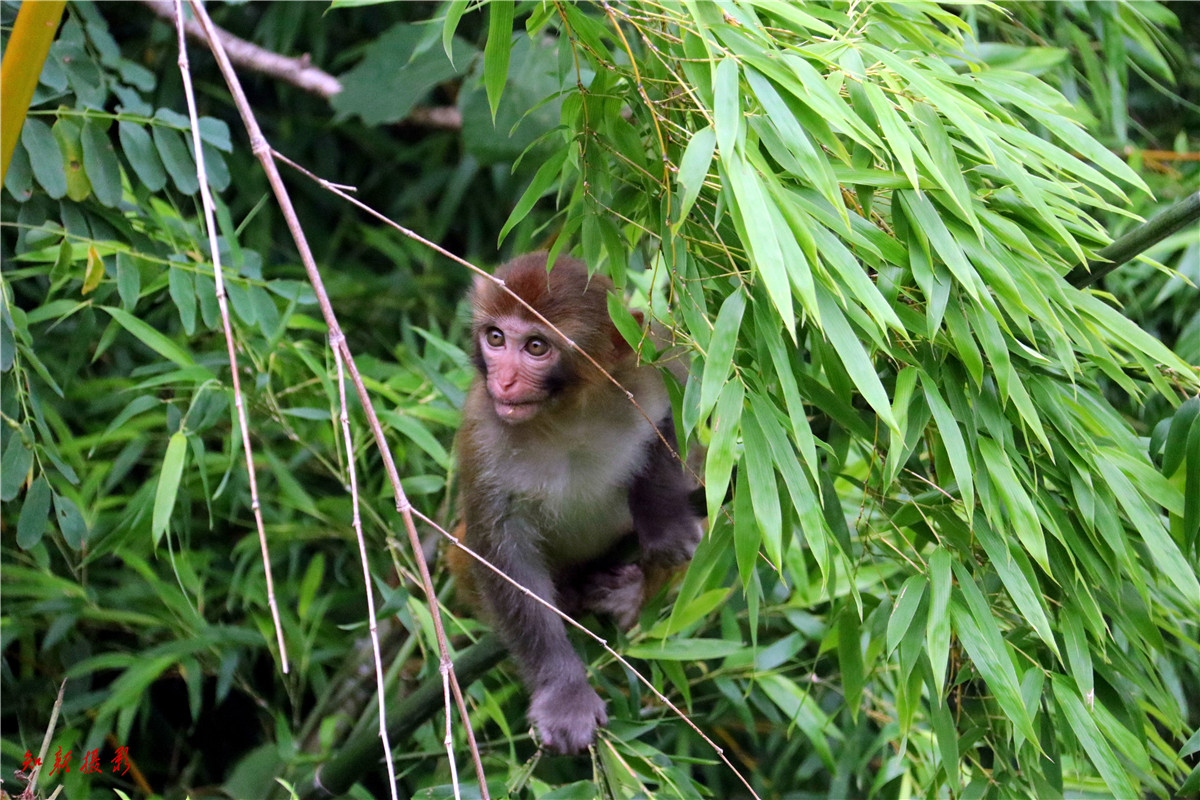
628 415 704 567
468 514 608 754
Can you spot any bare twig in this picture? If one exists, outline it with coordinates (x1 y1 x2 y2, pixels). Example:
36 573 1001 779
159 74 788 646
142 0 464 130
335 343 400 800
171 0 288 674
148 0 341 97
183 1 489 794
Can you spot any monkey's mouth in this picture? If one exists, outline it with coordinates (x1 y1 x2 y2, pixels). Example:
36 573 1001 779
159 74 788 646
493 400 541 423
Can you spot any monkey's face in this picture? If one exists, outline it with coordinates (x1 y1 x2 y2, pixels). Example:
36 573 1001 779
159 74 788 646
475 316 569 424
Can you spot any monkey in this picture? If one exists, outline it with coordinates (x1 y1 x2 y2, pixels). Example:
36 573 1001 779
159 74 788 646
450 252 703 754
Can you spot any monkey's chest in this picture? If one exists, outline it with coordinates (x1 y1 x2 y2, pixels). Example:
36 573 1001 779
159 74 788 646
506 436 648 563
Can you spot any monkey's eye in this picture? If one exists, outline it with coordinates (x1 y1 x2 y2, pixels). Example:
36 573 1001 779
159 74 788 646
525 338 550 357
485 328 505 348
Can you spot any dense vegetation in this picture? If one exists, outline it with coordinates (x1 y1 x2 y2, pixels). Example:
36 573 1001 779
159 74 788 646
2 2 1198 798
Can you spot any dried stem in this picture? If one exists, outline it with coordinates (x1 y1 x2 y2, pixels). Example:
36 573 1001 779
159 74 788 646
149 0 341 97
184 0 488 793
335 343 400 800
171 0 288 674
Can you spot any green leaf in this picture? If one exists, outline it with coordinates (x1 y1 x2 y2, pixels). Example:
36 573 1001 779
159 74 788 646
926 547 952 690
1 431 33 502
705 379 744 522
886 574 926 657
724 154 795 335
116 252 141 311
973 517 1057 655
757 673 837 770
625 638 744 660
815 288 898 433
699 288 745 421
53 493 88 549
498 145 567 244
979 436 1048 573
713 57 740 159
740 409 782 567
99 306 197 368
442 0 470 64
951 563 1038 744
1060 606 1092 706
675 125 715 226
1051 675 1138 799
152 123 199 194
152 432 188 545
22 118 68 198
921 375 974 512
1185 415 1200 555
17 475 52 549
1096 458 1200 602
52 116 92 202
80 118 122 206
837 606 865 719
168 265 196 336
483 1 514 121
332 23 472 126
1161 396 1199 477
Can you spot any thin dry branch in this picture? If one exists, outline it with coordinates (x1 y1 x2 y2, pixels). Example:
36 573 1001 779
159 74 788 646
147 0 341 97
182 1 488 795
335 345 400 799
142 0 463 129
170 0 288 675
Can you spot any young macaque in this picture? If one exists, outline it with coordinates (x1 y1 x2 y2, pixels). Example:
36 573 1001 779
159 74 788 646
451 252 703 754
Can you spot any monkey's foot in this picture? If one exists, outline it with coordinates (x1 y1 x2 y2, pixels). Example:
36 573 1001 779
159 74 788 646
529 679 608 754
580 563 645 629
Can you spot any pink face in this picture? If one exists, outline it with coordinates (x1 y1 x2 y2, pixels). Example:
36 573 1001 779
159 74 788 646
479 317 562 424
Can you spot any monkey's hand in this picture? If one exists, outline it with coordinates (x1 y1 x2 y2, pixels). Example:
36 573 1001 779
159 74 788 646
529 676 608 754
641 516 704 568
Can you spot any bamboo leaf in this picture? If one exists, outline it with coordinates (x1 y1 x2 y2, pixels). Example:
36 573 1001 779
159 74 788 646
740 408 782 568
815 288 899 433
921 375 974 512
483 1 514 121
498 145 567 244
713 57 740 159
699 288 745 420
723 154 794 335
926 547 952 690
675 125 715 226
152 432 188 546
951 563 1038 744
100 306 197 368
887 574 926 657
705 379 743 523
1051 675 1138 799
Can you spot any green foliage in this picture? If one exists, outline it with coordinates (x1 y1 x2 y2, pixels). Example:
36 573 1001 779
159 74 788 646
2 2 1198 799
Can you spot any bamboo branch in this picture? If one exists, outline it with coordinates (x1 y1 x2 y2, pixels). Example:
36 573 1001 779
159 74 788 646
297 635 507 800
1067 191 1200 288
